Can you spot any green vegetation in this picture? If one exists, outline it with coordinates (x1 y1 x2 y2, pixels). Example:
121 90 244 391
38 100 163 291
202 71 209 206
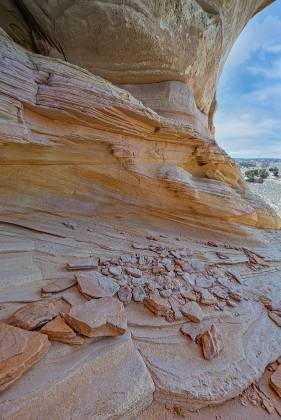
259 169 269 179
244 167 280 183
269 167 279 177
245 168 270 183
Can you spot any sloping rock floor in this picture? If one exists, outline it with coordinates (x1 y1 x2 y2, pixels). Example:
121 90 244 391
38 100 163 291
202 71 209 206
0 214 281 418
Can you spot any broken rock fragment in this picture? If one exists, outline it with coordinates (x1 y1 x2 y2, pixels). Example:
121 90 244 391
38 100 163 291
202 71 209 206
132 285 146 302
207 241 218 247
132 243 149 250
108 265 122 276
174 259 189 272
226 269 242 284
8 300 57 330
0 322 50 392
200 289 217 305
243 248 269 267
226 299 237 307
62 288 88 306
228 290 242 302
117 285 132 305
180 288 197 301
270 365 281 398
125 267 142 278
66 258 99 271
77 272 119 298
201 324 224 360
41 315 84 345
143 293 171 316
211 286 229 300
216 252 229 260
63 297 127 337
41 277 77 294
181 301 203 322
268 311 281 327
169 296 184 321
195 275 214 288
160 289 173 298
180 322 207 342
0 291 42 304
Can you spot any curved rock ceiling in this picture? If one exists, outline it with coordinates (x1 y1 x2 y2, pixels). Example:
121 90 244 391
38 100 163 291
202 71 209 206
0 0 274 114
0 1 280 419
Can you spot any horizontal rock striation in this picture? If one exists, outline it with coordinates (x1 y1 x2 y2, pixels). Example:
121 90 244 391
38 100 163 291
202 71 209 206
0 29 279 232
0 1 280 419
0 0 274 116
0 332 155 419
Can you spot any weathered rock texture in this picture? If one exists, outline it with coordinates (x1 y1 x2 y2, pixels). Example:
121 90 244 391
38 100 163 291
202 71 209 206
77 272 120 299
63 297 127 337
0 322 50 392
0 1 280 419
270 366 281 398
0 27 279 231
8 300 57 330
0 0 273 117
40 315 85 345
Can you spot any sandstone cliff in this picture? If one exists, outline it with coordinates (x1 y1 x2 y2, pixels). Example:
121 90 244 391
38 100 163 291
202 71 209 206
0 1 280 419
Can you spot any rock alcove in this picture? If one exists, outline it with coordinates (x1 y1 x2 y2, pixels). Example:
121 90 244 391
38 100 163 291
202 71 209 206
0 1 281 418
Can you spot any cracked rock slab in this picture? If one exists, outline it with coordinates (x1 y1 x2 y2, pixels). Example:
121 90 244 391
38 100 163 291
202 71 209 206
0 332 155 419
41 315 84 345
201 324 224 360
41 277 77 294
127 300 281 411
77 272 120 299
270 366 281 398
181 301 203 322
66 258 99 271
63 297 127 337
0 322 50 392
143 293 171 317
8 301 57 330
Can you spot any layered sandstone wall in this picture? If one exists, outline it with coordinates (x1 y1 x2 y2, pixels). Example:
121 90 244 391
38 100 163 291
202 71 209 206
0 2 281 419
0 11 280 231
0 1 274 117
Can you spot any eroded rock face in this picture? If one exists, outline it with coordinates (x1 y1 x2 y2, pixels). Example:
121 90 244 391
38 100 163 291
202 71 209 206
0 0 273 118
0 1 280 418
0 28 279 231
0 331 155 419
0 222 281 416
0 322 50 392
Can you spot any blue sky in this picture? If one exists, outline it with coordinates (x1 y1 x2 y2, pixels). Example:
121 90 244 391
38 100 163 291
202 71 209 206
215 1 281 158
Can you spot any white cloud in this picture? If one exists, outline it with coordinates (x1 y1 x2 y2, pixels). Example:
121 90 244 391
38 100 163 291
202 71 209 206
247 57 281 79
215 111 281 157
263 44 281 53
225 15 281 69
242 82 281 102
215 5 281 158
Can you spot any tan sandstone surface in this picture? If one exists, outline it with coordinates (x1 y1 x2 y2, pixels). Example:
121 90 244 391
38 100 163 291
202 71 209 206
0 1 281 419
